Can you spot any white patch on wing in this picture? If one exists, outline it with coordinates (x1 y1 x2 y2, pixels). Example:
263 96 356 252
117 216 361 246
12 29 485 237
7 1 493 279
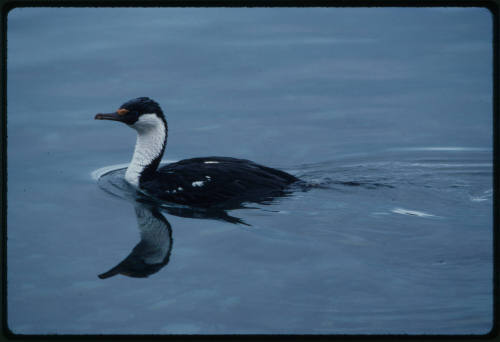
125 113 166 187
177 187 183 191
192 181 205 187
204 161 219 164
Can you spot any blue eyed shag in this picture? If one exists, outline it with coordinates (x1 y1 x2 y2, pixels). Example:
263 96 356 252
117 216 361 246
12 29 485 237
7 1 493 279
95 97 299 208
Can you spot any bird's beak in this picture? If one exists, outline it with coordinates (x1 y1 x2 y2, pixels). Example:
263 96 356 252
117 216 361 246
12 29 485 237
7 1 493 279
94 112 124 122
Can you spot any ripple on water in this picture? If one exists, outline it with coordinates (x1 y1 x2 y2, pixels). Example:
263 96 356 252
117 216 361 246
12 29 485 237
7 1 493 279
391 208 436 218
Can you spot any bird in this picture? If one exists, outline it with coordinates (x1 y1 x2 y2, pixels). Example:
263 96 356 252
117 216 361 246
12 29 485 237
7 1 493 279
95 97 299 208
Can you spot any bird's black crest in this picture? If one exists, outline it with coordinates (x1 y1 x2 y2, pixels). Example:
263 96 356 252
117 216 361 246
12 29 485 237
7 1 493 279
121 97 164 117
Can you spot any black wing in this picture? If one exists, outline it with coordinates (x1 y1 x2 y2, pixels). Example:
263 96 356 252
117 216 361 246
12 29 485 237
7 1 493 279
141 156 298 208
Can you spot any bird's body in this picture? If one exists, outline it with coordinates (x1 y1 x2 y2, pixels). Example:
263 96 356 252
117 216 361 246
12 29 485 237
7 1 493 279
95 97 298 208
143 156 298 208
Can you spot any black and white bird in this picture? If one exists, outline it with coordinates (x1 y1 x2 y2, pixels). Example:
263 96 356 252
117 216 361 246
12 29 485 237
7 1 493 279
95 97 299 208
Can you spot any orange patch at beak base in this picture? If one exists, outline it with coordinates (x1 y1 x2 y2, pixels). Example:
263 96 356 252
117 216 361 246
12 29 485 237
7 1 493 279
116 108 129 116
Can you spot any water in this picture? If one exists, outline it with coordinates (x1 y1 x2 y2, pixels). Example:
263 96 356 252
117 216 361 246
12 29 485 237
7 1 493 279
7 7 493 334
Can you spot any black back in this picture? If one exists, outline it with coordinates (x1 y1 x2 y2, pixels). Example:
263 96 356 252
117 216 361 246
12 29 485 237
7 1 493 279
140 156 299 208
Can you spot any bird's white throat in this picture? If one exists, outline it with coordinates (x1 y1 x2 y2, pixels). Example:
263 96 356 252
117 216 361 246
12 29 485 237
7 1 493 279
125 113 166 187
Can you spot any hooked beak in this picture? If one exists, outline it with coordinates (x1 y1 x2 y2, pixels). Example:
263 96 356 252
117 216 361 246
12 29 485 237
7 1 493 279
94 112 124 122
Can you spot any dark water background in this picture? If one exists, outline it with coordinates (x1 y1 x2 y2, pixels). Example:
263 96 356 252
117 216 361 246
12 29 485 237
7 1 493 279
7 7 493 334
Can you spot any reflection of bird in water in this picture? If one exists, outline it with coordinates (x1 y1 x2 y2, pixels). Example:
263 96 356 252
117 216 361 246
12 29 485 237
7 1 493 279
95 97 299 209
98 204 173 279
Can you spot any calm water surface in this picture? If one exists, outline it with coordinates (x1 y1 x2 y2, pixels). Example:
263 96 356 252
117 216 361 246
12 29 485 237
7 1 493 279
7 7 493 334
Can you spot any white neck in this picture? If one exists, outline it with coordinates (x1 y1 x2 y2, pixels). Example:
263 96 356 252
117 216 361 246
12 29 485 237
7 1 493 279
125 114 166 187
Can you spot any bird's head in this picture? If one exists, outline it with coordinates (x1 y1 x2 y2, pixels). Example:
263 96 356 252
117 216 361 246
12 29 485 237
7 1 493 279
95 97 166 131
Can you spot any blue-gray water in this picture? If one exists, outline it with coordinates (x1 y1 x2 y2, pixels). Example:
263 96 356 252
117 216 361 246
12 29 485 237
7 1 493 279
7 7 493 334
